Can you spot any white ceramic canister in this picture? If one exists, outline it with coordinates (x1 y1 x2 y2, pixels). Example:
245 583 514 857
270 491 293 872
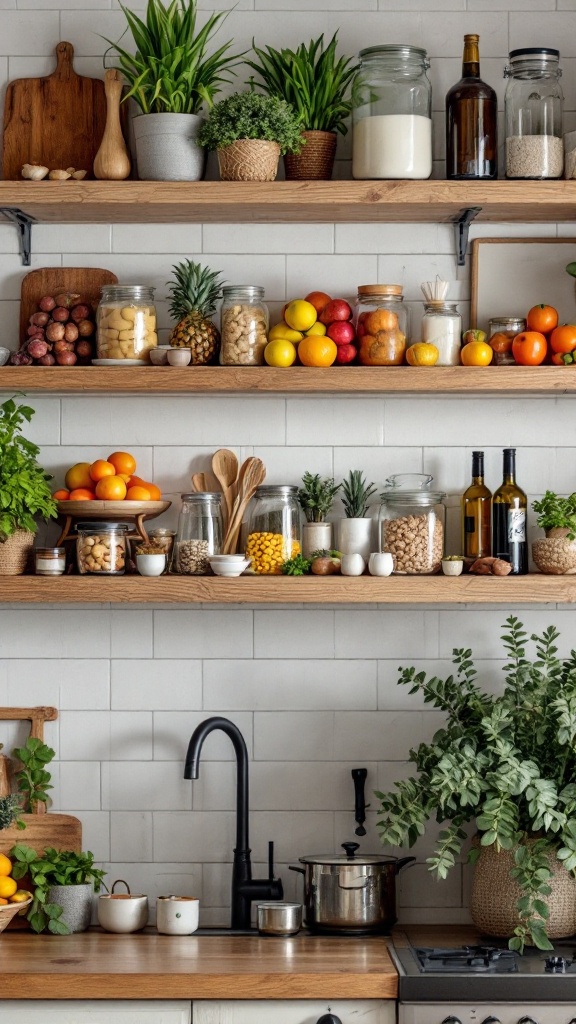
341 553 366 576
368 552 394 576
156 895 199 935
98 879 148 933
338 517 373 561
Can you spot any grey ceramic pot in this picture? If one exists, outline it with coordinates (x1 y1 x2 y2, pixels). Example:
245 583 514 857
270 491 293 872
48 882 93 933
133 113 206 181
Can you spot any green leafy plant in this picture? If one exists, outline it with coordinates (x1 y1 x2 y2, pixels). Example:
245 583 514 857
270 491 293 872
0 795 24 831
245 32 359 135
532 491 576 540
12 737 55 811
281 553 311 576
197 92 305 154
104 0 240 115
11 845 107 935
0 397 57 541
341 469 377 518
376 616 576 952
298 472 340 523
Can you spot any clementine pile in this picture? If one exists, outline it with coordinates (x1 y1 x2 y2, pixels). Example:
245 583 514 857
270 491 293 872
55 452 162 503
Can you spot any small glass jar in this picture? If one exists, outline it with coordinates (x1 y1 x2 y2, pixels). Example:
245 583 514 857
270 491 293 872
355 285 409 365
246 485 301 575
35 546 66 576
172 493 223 575
220 286 269 366
420 302 462 366
488 316 526 365
504 48 564 179
147 528 176 561
379 474 445 575
76 522 129 575
352 45 432 180
97 285 157 362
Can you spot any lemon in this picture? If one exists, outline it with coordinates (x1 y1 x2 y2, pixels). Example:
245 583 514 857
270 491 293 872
9 889 32 903
268 323 303 343
305 322 327 337
0 876 17 899
264 340 297 368
0 854 12 877
284 299 317 332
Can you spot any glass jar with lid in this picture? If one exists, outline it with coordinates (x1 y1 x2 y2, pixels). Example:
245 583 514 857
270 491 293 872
171 493 223 575
352 45 432 180
420 302 462 366
220 286 269 366
504 48 564 179
76 522 129 575
97 285 157 362
355 285 409 365
488 316 526 365
246 485 301 574
379 474 445 575
35 546 66 576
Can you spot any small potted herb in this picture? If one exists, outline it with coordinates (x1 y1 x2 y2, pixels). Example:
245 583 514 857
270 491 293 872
197 91 304 181
338 470 377 561
298 472 340 558
11 845 107 934
0 736 56 840
532 491 576 574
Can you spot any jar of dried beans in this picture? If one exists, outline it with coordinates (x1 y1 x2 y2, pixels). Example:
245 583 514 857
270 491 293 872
220 286 268 365
379 474 445 575
171 493 223 575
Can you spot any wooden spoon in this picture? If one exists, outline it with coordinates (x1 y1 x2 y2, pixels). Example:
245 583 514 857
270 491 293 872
191 471 220 493
223 457 266 554
212 449 239 531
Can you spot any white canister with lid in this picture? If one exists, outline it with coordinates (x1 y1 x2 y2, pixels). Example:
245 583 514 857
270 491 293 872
156 896 199 935
420 301 462 365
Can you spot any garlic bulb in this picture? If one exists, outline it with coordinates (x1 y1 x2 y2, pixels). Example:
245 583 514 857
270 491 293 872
21 163 49 181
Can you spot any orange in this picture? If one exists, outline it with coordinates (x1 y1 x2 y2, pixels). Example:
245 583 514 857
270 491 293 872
95 475 127 501
460 341 494 366
549 324 576 355
406 342 439 366
64 462 92 491
117 474 131 484
68 487 96 500
365 309 398 334
526 303 558 335
0 854 12 876
297 335 338 367
143 482 162 501
0 876 17 899
126 485 152 501
108 451 137 476
304 291 332 315
127 475 148 489
89 459 116 482
512 331 547 366
52 489 70 501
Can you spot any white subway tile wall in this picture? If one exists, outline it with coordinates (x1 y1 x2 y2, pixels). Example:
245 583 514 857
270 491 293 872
0 0 574 925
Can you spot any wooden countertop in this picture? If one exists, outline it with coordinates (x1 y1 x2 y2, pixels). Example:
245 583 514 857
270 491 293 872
0 929 398 1000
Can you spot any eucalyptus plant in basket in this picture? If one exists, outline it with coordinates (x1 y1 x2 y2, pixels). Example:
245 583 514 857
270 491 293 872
376 617 576 952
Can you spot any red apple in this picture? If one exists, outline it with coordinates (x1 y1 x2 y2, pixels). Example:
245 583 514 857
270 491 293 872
319 298 353 324
327 321 356 346
335 343 357 364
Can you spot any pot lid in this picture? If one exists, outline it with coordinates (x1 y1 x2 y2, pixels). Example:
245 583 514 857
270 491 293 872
299 842 398 865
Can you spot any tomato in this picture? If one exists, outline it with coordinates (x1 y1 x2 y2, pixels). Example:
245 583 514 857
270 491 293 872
552 352 575 365
511 331 548 366
526 304 558 334
550 324 576 354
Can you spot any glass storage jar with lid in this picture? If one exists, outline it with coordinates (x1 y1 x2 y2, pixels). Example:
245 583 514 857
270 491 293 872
97 285 157 362
379 474 445 575
504 48 564 179
76 522 129 575
421 301 462 366
220 286 269 366
352 45 432 180
171 493 223 575
488 316 526 365
246 485 301 575
355 285 409 365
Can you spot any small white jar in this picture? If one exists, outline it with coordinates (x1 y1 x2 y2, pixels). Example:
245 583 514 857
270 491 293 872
156 896 199 935
368 552 394 577
341 553 366 576
136 552 166 576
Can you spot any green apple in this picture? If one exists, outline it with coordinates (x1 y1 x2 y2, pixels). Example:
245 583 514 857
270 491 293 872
462 328 487 345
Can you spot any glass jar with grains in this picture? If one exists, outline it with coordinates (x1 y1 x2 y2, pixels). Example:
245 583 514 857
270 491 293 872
171 493 223 575
76 522 129 575
220 286 269 365
379 474 445 575
504 48 564 179
355 285 409 365
246 485 301 574
96 285 157 362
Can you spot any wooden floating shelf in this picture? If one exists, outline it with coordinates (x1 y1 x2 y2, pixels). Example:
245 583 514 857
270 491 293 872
2 179 576 224
2 574 574 604
2 365 576 395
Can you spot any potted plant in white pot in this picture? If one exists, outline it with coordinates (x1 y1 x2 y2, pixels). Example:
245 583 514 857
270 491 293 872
338 469 377 561
246 32 358 180
197 91 304 181
11 845 107 934
297 472 340 558
105 0 240 181
376 616 576 952
532 491 576 574
0 397 57 575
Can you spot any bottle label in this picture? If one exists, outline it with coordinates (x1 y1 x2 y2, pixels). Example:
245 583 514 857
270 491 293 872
464 516 475 534
508 509 526 543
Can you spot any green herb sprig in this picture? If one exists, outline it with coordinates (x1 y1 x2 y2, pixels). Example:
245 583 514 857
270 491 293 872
532 491 576 540
281 554 311 576
0 795 24 832
0 397 57 541
12 736 55 811
198 92 304 154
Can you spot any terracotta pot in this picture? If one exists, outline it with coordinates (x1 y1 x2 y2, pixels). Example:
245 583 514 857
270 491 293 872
284 130 337 181
217 139 280 181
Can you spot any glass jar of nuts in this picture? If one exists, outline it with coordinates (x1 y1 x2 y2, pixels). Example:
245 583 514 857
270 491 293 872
220 285 268 365
171 493 223 575
96 285 157 363
379 474 445 575
76 522 129 575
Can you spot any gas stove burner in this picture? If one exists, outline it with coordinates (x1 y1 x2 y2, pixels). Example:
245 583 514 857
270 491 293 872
415 945 519 973
545 954 573 972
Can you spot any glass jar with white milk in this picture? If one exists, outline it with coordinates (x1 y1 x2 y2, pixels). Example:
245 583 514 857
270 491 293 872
352 45 432 180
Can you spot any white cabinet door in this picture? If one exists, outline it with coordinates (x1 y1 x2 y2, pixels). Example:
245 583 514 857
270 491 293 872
0 1001 191 1023
192 1000 394 1024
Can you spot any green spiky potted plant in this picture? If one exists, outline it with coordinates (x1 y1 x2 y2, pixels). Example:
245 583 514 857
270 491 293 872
167 260 224 364
338 469 377 561
197 91 304 181
245 32 358 180
298 472 340 558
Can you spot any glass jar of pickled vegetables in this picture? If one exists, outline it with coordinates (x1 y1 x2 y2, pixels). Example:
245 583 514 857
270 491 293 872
355 285 409 365
246 485 301 574
96 285 157 363
171 493 223 575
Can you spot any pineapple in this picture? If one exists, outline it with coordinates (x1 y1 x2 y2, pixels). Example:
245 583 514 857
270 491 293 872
167 260 223 364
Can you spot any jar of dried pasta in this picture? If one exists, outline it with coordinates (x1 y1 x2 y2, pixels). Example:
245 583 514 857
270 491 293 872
96 285 157 363
220 286 268 365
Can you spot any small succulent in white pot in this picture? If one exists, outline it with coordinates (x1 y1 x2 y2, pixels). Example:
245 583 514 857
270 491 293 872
298 472 340 558
338 469 377 561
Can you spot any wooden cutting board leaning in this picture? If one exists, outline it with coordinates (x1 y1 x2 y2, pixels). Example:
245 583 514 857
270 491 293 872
20 266 118 348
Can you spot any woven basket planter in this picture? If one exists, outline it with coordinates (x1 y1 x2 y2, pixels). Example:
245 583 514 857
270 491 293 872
217 139 281 181
284 130 337 180
0 529 35 575
471 840 576 941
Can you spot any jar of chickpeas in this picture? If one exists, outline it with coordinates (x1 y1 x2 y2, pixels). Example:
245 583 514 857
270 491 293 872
246 485 301 574
96 285 158 363
220 285 268 365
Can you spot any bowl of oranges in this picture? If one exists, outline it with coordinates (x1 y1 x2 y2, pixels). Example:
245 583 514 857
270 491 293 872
0 854 32 934
53 451 171 523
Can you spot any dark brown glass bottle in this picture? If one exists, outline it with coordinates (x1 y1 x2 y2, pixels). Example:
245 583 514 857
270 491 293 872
446 33 497 179
462 450 492 559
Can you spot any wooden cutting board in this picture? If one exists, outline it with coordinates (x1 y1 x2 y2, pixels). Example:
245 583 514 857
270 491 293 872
2 42 107 180
20 267 118 346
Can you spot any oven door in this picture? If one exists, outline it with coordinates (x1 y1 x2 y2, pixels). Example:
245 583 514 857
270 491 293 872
193 1001 395 1024
399 1003 576 1024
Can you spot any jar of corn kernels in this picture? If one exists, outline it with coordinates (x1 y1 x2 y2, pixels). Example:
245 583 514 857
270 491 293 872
246 485 301 574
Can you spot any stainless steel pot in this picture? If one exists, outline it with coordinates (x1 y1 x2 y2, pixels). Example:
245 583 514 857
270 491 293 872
290 841 415 934
257 901 302 936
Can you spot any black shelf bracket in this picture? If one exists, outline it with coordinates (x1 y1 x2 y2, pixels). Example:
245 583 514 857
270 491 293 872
454 206 481 267
0 207 36 266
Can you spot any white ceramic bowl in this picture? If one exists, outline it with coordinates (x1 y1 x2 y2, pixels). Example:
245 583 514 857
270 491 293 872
210 558 250 577
136 553 166 576
167 348 192 367
442 558 464 576
98 892 149 933
150 346 172 366
210 554 249 562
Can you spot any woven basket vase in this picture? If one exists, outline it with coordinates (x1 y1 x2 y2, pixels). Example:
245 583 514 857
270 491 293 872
217 139 280 181
0 529 35 575
284 130 337 180
471 840 576 941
